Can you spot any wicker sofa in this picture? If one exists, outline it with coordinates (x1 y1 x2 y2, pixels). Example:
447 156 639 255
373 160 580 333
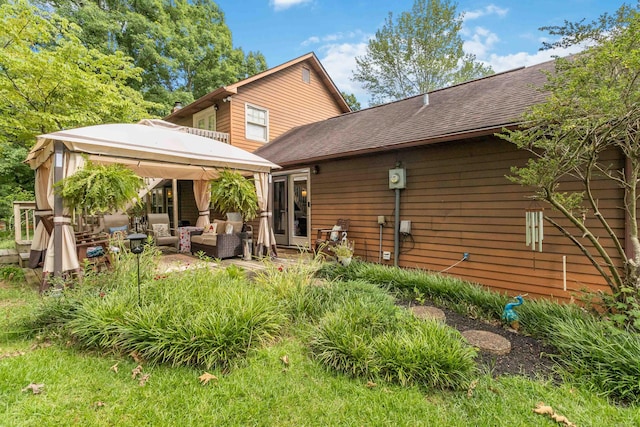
190 219 244 259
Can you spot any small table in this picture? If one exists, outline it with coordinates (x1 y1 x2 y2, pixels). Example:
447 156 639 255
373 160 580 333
177 226 203 253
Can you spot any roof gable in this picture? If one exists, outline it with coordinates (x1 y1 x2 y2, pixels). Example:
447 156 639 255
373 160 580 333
165 52 350 121
255 60 555 165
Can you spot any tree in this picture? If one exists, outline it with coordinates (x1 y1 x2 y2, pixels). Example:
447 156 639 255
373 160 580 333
0 1 154 223
341 92 361 111
501 4 640 325
0 0 154 148
352 0 493 105
47 0 268 115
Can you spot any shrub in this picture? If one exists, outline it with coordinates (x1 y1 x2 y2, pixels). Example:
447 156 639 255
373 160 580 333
309 286 476 390
24 256 287 369
545 317 640 404
373 317 477 389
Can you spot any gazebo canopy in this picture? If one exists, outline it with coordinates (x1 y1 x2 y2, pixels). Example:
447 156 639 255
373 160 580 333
25 120 280 283
25 121 279 178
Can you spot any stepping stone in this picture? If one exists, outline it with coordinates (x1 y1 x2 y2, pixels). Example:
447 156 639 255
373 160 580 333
409 305 446 322
461 330 511 355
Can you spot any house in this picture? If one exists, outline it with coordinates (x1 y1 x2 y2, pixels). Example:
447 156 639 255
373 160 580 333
160 52 350 226
255 59 621 301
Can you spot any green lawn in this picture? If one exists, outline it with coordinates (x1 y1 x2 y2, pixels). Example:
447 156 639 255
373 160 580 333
1 265 639 426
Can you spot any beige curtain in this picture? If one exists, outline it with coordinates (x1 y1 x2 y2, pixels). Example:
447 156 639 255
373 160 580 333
28 159 53 268
193 180 211 228
254 172 277 257
43 152 85 276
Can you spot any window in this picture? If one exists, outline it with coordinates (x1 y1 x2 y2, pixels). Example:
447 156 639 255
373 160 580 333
302 67 310 84
245 103 269 142
193 106 216 131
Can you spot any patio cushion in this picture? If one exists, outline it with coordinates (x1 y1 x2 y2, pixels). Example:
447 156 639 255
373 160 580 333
191 234 217 246
152 223 170 237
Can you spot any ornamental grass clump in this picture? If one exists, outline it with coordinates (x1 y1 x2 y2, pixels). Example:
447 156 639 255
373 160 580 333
543 316 640 404
309 284 476 390
67 267 286 368
373 317 477 389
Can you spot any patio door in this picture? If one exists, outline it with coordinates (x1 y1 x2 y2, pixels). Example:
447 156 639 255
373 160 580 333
273 172 310 247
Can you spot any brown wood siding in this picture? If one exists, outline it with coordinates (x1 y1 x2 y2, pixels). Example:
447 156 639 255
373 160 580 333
229 59 346 152
307 137 623 301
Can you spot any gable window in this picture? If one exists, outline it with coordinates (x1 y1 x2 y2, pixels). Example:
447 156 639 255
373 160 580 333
193 106 217 131
245 103 269 142
302 67 311 84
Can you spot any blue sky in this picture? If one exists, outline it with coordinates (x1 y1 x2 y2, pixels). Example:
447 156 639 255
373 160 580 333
216 0 624 106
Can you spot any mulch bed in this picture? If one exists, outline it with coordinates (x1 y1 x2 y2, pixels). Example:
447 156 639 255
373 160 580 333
399 300 558 378
439 305 558 378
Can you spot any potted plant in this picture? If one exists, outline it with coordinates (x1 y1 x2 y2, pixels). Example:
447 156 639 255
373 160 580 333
210 170 258 221
332 240 354 266
55 159 143 230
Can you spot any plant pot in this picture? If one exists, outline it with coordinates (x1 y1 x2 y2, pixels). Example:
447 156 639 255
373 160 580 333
337 256 352 267
226 212 243 222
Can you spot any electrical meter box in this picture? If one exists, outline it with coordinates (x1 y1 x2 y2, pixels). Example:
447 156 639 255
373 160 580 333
389 168 406 189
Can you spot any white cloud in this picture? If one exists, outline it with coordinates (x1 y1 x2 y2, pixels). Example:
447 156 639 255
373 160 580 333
483 44 586 73
270 0 311 11
463 4 508 21
317 41 370 104
463 26 500 58
301 36 320 46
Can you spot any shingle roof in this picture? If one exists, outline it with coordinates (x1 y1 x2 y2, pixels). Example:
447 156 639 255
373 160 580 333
255 60 554 165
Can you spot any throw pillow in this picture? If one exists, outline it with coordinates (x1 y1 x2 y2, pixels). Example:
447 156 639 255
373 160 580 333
203 223 217 235
225 223 234 235
109 225 128 235
152 223 170 237
227 221 243 233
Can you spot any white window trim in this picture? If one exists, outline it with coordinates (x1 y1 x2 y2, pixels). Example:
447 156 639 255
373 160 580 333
245 103 269 143
302 67 311 84
192 105 217 131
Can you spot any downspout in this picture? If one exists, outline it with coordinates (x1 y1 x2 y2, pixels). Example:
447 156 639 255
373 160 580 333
394 188 400 266
53 141 64 277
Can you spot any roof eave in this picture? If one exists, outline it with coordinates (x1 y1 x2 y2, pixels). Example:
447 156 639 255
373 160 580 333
272 123 523 167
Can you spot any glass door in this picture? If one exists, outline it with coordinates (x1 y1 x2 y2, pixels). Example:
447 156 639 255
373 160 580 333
290 174 309 247
272 172 310 247
273 176 288 246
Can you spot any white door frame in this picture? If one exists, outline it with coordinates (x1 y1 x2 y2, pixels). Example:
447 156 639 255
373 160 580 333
272 169 310 247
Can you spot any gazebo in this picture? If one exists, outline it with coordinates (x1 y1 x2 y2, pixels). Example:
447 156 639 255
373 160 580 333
25 120 280 283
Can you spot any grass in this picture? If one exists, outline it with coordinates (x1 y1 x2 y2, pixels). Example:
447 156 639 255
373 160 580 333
2 257 640 424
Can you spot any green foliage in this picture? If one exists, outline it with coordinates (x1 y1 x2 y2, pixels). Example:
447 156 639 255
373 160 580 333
545 316 640 404
310 292 476 389
500 4 640 303
28 259 286 369
47 0 268 114
373 317 477 389
0 1 156 149
0 265 24 283
54 159 143 214
210 170 258 220
352 0 493 105
340 91 361 111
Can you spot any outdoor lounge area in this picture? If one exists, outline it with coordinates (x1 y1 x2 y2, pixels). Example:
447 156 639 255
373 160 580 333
23 120 280 287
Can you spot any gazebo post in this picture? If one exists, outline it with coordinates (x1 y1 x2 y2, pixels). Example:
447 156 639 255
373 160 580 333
53 141 64 277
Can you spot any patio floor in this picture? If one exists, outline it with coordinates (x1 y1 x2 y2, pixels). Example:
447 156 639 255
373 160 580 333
157 246 314 275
